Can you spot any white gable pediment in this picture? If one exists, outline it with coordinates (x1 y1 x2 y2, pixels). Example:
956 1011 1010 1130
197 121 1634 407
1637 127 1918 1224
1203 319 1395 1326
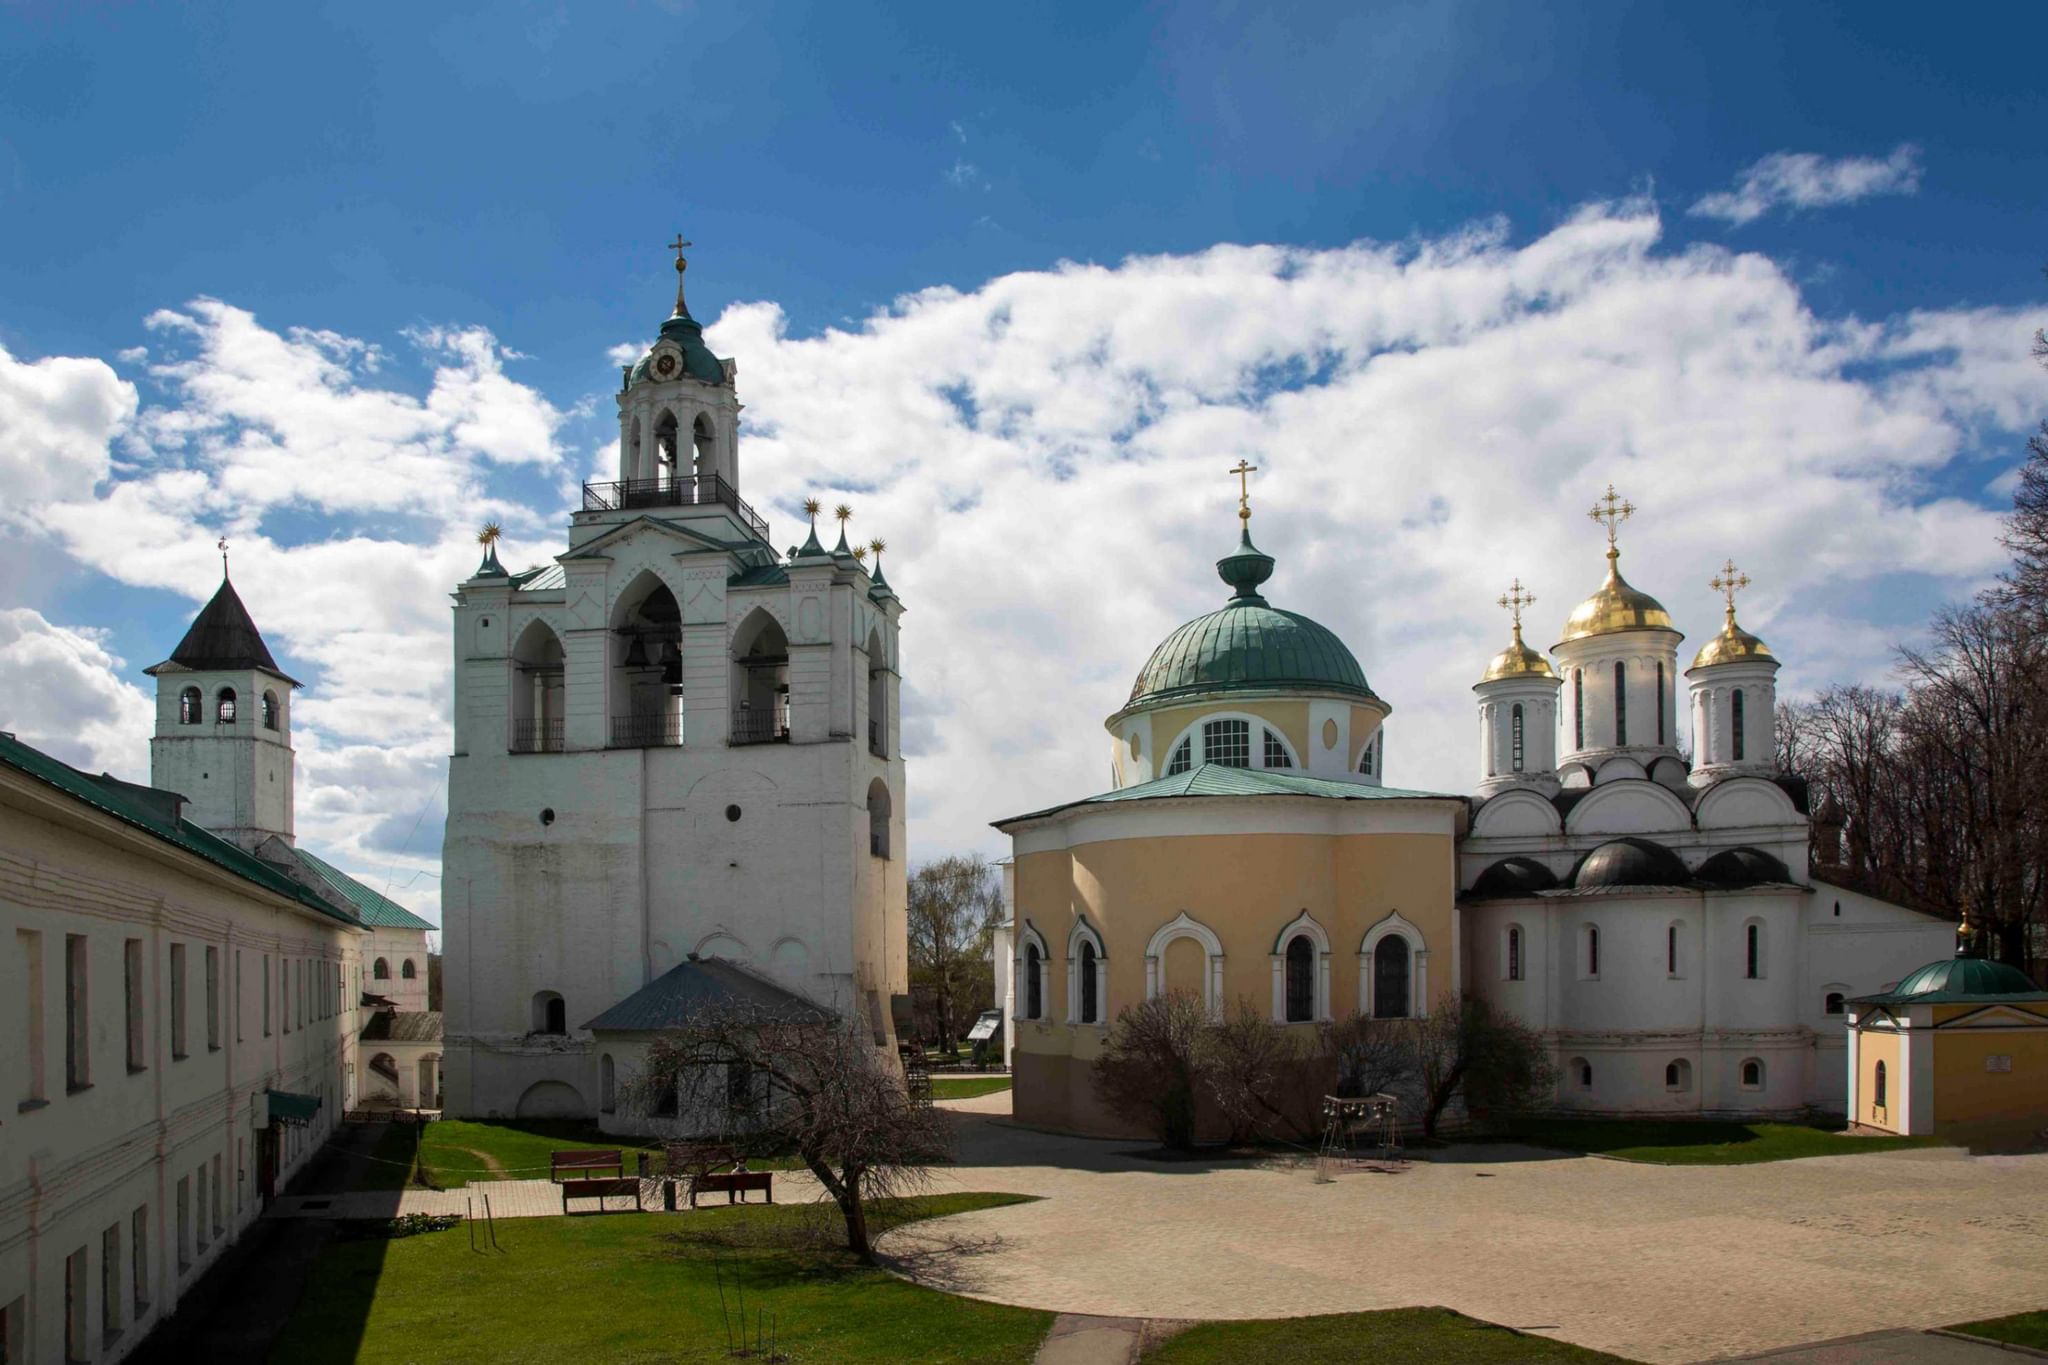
1695 777 1800 831
1471 788 1561 838
1565 780 1692 837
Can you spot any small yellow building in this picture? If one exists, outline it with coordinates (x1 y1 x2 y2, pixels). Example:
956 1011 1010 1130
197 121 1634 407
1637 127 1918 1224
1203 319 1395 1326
1846 948 2048 1146
993 514 1465 1137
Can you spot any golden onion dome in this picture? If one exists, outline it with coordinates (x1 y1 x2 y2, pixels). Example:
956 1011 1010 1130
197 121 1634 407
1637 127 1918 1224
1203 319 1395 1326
1557 547 1677 645
1481 624 1556 682
1690 608 1776 669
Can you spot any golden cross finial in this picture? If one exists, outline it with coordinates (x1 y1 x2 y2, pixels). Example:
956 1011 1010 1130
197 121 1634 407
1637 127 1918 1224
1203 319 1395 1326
668 232 692 260
1497 578 1536 635
217 536 229 575
1228 459 1258 525
1709 558 1751 620
1587 483 1634 549
668 232 694 315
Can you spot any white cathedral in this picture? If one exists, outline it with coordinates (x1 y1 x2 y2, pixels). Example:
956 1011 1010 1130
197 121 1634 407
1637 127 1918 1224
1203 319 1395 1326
440 244 908 1126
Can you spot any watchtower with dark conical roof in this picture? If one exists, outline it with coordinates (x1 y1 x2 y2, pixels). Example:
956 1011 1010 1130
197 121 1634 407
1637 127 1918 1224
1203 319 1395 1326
144 570 300 850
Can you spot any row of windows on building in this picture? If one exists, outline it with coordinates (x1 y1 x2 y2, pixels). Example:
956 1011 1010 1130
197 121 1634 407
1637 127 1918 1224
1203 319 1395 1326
1017 922 1419 1026
1502 920 1788 984
1568 1055 1770 1094
371 956 418 981
15 928 349 1109
1159 717 1384 778
176 685 282 730
1563 665 1754 760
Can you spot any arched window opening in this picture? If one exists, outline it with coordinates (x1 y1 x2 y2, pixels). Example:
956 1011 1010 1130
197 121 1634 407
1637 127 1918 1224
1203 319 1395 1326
1731 688 1747 762
599 1054 616 1113
179 686 202 724
511 621 567 753
1745 922 1761 979
1613 661 1627 745
1667 922 1679 976
1506 925 1523 982
652 410 680 491
1167 736 1194 776
216 688 237 724
1573 669 1585 749
730 610 792 746
531 991 566 1036
1740 1058 1764 1090
867 778 891 859
372 958 390 981
1574 1058 1593 1089
692 412 716 483
866 629 887 758
1655 662 1666 744
1510 703 1525 773
400 960 417 980
1262 728 1294 769
1586 925 1601 978
1024 944 1042 1020
1359 735 1375 775
1202 718 1250 768
1284 936 1314 1023
611 576 683 747
1823 991 1845 1016
1873 1060 1887 1108
1664 1060 1692 1092
1079 941 1099 1025
1372 936 1410 1019
262 690 280 731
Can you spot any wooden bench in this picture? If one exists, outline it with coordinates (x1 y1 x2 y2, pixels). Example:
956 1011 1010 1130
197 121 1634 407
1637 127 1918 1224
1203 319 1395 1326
690 1170 774 1207
561 1176 641 1213
549 1148 624 1182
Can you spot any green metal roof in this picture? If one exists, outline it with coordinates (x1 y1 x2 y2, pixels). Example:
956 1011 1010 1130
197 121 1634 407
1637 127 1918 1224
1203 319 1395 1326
0 732 357 928
1853 954 2047 1007
292 847 437 931
994 762 1460 827
1124 531 1375 711
627 309 726 388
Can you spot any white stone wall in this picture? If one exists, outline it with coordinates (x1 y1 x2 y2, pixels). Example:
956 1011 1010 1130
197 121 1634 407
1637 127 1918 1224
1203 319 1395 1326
1 772 357 1365
362 927 430 1012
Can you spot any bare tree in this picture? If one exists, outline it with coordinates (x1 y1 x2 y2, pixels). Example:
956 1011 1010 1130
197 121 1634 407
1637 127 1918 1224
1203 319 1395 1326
907 855 1004 1056
1090 990 1208 1149
633 1001 948 1261
1319 1011 1418 1101
1411 995 1556 1139
1205 999 1311 1143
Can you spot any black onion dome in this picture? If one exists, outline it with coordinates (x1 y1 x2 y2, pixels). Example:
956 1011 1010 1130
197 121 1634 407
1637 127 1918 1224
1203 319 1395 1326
1696 846 1794 887
1571 837 1691 890
1470 857 1561 899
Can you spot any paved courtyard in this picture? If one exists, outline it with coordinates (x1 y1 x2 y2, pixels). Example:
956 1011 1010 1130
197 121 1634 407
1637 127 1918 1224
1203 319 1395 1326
875 1093 2048 1365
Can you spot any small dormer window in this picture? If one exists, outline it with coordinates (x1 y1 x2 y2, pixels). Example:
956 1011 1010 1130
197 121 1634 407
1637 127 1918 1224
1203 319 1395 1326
179 687 202 725
216 688 237 724
262 690 280 731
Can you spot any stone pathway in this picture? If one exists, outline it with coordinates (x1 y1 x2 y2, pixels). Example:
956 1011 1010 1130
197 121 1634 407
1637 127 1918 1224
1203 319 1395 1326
872 1093 2048 1365
1033 1314 1145 1365
1719 1328 2043 1363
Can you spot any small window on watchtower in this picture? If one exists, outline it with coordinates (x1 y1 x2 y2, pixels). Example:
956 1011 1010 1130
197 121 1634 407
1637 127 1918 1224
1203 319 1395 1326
216 688 237 724
262 690 280 730
180 687 202 725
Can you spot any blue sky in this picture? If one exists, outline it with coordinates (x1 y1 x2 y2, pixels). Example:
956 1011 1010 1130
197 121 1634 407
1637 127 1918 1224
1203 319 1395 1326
1 2 2043 915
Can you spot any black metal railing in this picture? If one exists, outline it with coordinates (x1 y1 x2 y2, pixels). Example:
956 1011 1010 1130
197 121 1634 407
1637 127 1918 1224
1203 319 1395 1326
610 714 682 748
581 473 770 542
509 718 563 754
869 719 885 759
730 709 790 746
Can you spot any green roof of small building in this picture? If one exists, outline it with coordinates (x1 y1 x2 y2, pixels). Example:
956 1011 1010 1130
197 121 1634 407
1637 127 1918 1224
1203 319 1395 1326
0 732 356 928
994 762 1460 827
1123 530 1376 712
1853 953 2048 1007
293 846 437 931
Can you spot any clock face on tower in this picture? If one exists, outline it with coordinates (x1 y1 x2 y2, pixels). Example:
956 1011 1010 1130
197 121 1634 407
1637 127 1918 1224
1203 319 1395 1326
655 353 677 377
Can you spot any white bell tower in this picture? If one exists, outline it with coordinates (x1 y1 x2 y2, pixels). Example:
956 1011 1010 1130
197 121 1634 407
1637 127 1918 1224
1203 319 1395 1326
1686 559 1780 784
144 555 298 850
614 234 743 494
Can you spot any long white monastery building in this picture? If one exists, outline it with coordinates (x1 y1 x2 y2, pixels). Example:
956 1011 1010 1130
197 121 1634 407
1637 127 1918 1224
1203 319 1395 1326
440 246 908 1122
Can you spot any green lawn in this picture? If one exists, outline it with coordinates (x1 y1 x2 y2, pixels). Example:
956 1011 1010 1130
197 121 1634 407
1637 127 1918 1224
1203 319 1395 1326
360 1120 668 1191
1142 1308 1637 1363
1948 1309 2048 1350
931 1076 1012 1100
1494 1119 1947 1165
273 1193 1050 1364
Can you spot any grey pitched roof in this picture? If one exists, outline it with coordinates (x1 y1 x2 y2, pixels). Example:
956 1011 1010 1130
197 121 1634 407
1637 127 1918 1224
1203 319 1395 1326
147 576 300 685
360 1011 444 1043
583 957 822 1032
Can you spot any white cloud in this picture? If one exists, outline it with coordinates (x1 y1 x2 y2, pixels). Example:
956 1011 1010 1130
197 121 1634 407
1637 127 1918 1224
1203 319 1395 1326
1690 143 1923 226
1 195 2035 885
0 343 136 506
0 609 154 778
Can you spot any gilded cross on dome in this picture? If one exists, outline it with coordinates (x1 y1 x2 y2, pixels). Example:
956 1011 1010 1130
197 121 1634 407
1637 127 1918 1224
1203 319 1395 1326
1587 483 1634 548
1710 558 1751 617
668 232 694 316
1228 459 1258 525
1497 578 1536 633
217 536 229 575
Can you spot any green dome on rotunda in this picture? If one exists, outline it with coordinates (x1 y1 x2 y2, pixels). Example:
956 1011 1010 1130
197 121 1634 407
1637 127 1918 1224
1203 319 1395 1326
1886 955 2042 1002
1123 530 1378 710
